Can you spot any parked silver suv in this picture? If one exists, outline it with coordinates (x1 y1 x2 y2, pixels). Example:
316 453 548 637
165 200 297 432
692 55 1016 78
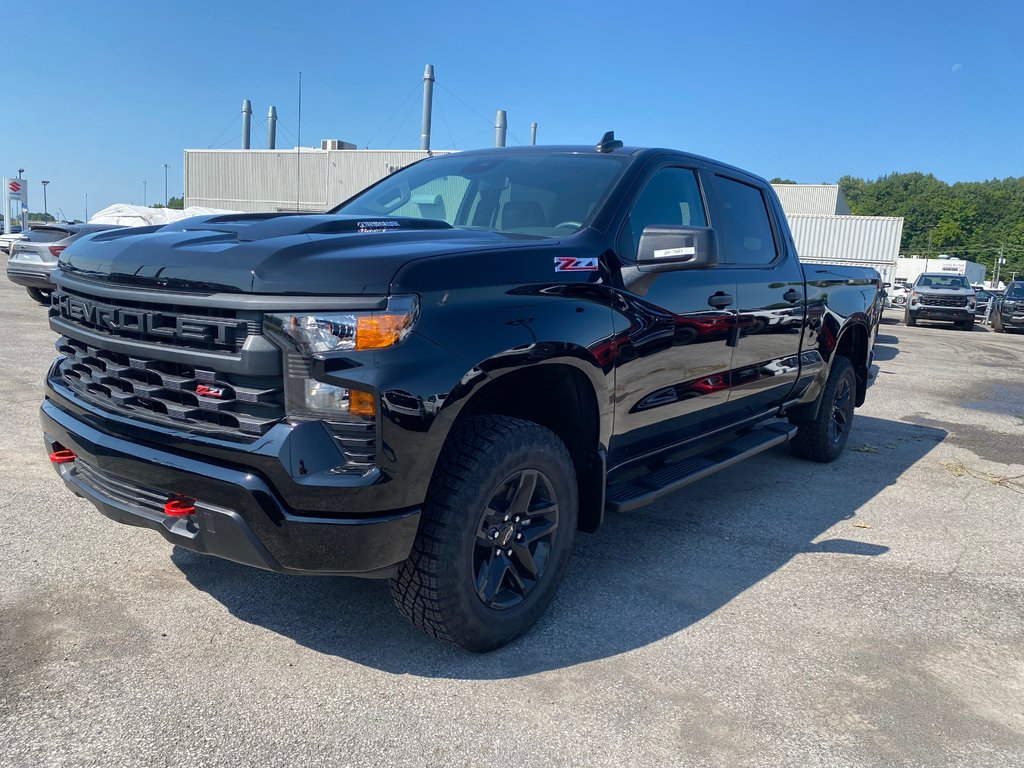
905 273 976 330
6 224 122 304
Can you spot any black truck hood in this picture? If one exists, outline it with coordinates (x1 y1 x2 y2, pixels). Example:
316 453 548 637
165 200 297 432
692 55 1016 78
58 213 547 295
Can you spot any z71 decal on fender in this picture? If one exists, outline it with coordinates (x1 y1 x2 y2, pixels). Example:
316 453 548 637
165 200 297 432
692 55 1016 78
554 256 599 272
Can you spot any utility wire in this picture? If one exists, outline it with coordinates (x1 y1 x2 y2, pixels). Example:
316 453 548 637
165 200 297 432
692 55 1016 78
363 79 423 148
437 100 457 150
207 113 241 148
384 91 422 149
435 82 494 127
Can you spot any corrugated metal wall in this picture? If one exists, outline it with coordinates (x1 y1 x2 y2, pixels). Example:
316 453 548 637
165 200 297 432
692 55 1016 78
185 149 451 213
788 214 904 266
772 184 851 216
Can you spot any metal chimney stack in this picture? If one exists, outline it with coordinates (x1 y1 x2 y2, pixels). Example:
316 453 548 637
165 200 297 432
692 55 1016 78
421 64 435 151
241 99 252 150
495 110 507 148
267 106 277 149
530 122 538 145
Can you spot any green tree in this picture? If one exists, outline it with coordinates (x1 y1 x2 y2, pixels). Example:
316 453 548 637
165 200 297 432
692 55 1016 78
770 177 797 185
167 196 184 210
837 172 1024 277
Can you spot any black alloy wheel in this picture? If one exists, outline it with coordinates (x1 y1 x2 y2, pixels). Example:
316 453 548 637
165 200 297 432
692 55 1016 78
473 469 559 610
390 415 578 652
829 375 853 447
790 355 857 463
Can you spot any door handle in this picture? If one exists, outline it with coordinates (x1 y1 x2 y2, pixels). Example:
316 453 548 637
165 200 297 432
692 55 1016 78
783 288 802 303
708 292 734 309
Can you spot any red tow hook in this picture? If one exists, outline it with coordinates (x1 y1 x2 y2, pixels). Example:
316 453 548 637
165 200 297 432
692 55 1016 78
164 498 197 517
49 449 77 464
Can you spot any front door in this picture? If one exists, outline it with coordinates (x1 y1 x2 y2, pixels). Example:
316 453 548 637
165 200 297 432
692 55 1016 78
608 164 738 469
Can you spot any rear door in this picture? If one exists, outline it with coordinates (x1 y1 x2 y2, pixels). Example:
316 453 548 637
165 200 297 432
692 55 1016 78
709 173 804 418
607 161 739 468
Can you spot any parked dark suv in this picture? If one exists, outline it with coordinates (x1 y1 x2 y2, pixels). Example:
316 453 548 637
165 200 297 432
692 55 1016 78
991 281 1024 332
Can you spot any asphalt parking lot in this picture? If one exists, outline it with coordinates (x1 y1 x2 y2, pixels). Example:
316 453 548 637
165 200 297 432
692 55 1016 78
1 274 1022 768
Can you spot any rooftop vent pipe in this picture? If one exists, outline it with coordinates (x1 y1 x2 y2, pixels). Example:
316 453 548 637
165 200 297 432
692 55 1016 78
495 110 507 148
267 106 277 149
241 99 252 150
421 64 435 151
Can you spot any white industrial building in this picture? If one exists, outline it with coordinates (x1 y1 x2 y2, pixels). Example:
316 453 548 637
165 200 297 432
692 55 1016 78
772 183 903 284
772 184 852 216
184 145 449 213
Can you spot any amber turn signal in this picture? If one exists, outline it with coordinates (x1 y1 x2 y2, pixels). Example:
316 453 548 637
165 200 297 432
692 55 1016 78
349 389 376 417
356 313 414 351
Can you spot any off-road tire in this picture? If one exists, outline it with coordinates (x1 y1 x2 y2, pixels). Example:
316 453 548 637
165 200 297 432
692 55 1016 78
962 315 975 331
904 310 917 327
27 287 51 305
789 356 857 463
390 415 578 652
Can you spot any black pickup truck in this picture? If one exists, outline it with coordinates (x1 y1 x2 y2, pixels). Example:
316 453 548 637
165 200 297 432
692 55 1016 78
41 135 881 651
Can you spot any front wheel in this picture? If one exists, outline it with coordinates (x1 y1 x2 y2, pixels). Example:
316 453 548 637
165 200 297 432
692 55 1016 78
789 356 857 463
904 310 917 327
27 287 52 305
962 315 975 331
992 314 1005 333
390 415 578 652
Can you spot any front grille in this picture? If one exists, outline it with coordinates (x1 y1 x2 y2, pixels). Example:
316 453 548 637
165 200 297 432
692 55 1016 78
51 285 262 353
921 295 968 308
56 336 284 438
74 460 168 515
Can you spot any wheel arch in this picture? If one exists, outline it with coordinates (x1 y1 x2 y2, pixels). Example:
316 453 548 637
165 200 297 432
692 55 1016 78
432 356 611 534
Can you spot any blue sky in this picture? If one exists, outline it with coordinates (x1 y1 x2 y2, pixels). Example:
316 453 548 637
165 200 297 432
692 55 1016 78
2 0 1021 219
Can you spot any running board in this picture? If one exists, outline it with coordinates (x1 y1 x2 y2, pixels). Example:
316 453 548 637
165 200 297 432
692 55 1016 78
605 422 799 513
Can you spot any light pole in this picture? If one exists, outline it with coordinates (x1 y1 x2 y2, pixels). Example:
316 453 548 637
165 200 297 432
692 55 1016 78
41 180 49 218
162 163 170 205
84 193 88 222
17 168 25 230
143 180 148 207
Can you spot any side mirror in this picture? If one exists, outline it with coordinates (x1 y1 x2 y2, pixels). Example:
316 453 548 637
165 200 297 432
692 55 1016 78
636 225 718 271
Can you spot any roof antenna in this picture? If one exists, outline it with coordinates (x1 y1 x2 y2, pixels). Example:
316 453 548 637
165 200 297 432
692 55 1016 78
596 131 623 152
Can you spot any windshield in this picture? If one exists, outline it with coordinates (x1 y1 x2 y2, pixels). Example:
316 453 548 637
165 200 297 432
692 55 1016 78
1006 283 1024 299
916 274 969 289
332 153 629 237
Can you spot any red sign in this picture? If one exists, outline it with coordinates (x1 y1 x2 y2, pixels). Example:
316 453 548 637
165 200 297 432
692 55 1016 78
8 180 21 193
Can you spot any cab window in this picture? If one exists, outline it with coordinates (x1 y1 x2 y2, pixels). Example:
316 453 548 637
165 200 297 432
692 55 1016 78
715 176 778 265
618 167 707 261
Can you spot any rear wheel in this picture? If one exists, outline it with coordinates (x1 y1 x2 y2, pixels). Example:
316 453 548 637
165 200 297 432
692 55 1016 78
790 356 856 463
390 415 578 652
27 287 51 305
904 310 917 327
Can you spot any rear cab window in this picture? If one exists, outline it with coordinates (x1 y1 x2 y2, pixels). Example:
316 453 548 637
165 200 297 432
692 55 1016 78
714 176 778 265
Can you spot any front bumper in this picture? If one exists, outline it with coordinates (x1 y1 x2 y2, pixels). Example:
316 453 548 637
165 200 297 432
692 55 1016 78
909 306 971 322
998 312 1024 329
41 398 420 577
7 261 56 289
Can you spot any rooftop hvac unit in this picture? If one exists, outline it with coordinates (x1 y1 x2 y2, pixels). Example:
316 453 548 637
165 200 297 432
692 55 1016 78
322 139 357 150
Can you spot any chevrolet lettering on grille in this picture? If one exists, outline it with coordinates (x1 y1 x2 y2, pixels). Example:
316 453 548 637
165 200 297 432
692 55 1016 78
56 293 246 347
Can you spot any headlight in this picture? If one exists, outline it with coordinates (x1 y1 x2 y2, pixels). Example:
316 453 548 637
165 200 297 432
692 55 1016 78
265 295 418 355
264 295 418 420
